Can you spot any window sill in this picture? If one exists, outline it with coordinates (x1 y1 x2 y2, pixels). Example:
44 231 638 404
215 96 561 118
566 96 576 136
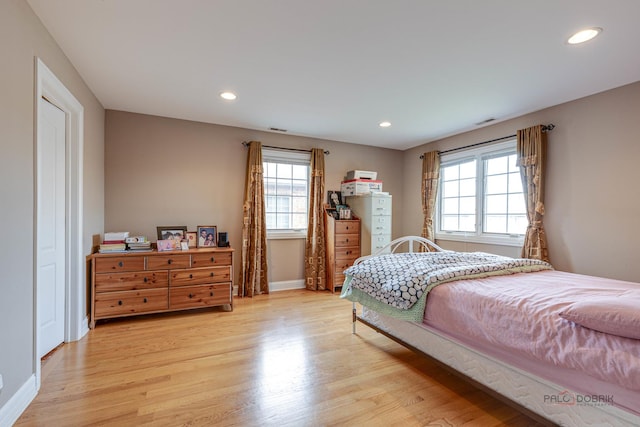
267 231 307 240
436 233 524 247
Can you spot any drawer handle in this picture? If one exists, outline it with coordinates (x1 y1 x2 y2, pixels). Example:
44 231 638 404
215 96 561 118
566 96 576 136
210 292 214 297
167 259 172 265
143 298 148 303
345 226 349 230
118 261 123 267
189 274 193 279
210 257 215 262
345 238 349 243
346 250 351 255
210 272 215 277
143 277 148 283
188 293 194 299
118 300 123 306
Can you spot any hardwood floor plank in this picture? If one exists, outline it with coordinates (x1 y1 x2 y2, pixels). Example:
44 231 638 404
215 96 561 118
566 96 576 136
16 290 544 426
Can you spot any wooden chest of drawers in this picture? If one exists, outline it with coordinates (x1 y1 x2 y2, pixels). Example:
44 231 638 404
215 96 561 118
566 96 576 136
89 247 234 328
325 209 361 292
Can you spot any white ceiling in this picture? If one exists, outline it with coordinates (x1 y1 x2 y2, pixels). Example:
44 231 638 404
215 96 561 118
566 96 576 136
28 0 640 150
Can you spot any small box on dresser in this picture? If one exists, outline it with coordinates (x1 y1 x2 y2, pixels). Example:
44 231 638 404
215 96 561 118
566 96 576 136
324 208 361 292
89 247 234 328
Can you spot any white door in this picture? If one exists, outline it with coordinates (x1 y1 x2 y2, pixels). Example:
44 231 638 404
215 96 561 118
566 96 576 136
37 97 66 358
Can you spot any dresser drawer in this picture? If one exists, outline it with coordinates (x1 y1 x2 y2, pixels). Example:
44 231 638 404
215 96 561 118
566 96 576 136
335 258 358 273
191 251 232 268
94 288 168 318
335 221 360 235
95 271 168 292
170 283 232 309
333 273 347 288
95 256 145 273
170 266 231 286
335 246 359 259
146 254 191 270
335 233 359 247
370 215 391 235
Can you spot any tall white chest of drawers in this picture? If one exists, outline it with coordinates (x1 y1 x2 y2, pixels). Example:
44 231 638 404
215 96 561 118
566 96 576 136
346 193 392 256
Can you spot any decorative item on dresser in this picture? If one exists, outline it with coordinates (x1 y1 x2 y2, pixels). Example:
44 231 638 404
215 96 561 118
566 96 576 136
324 207 360 293
89 247 234 328
346 193 392 256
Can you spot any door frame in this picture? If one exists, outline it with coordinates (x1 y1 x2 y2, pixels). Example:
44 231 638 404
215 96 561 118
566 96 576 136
34 58 85 389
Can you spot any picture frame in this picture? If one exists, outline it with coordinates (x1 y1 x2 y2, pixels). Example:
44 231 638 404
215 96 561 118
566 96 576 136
328 190 342 209
186 231 197 248
156 239 177 252
180 241 190 251
156 226 187 242
196 225 217 248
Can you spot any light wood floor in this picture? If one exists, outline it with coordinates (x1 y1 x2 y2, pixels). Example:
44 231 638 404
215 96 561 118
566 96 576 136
17 290 544 426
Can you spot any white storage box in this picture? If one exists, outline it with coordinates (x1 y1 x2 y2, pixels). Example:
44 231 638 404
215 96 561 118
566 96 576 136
341 179 383 196
346 170 377 180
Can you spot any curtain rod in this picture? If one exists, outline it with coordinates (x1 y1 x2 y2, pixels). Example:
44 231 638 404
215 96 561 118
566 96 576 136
419 124 555 159
242 141 330 155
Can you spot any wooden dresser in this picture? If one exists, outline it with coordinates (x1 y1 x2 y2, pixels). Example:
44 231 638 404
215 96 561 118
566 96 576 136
89 247 233 328
325 209 361 292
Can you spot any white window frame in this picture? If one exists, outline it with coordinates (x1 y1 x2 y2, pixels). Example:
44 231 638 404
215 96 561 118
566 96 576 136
435 140 526 247
262 148 310 240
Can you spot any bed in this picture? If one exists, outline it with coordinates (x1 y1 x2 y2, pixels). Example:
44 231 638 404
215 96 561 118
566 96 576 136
340 236 640 426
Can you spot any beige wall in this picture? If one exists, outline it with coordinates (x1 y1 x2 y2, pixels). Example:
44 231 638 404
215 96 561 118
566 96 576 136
104 111 404 285
403 81 640 282
0 0 104 411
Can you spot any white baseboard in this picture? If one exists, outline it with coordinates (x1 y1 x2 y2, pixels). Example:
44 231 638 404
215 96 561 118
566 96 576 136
270 279 305 292
0 374 37 427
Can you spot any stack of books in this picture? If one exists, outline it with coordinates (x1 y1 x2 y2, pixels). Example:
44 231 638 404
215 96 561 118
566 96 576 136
99 231 129 253
126 236 152 252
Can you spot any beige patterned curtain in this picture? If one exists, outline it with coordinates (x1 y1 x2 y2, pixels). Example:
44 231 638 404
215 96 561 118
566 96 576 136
305 148 326 290
516 125 550 262
421 151 440 244
241 141 269 297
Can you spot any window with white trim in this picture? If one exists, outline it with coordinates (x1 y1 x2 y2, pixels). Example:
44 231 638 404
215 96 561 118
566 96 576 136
436 140 526 246
263 148 310 238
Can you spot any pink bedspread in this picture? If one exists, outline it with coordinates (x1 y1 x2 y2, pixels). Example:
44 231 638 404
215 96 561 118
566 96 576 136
425 270 640 394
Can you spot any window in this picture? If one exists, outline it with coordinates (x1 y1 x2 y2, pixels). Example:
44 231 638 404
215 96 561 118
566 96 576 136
263 149 310 238
436 140 526 246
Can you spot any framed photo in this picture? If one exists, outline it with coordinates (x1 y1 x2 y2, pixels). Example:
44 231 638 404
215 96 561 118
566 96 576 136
186 231 197 248
196 225 217 248
327 190 342 209
180 241 190 250
157 239 177 252
156 226 187 242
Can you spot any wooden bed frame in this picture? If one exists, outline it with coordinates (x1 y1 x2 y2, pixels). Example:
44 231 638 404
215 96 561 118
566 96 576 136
348 236 640 426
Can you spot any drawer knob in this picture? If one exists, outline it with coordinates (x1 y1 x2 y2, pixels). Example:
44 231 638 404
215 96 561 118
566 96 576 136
143 277 148 283
143 298 148 303
118 261 123 267
118 300 123 306
189 274 193 279
210 272 215 277
210 257 215 262
345 238 349 242
167 259 172 265
210 292 214 297
188 293 194 299
346 226 349 230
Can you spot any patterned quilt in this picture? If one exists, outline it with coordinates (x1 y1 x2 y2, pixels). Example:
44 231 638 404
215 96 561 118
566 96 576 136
341 251 552 321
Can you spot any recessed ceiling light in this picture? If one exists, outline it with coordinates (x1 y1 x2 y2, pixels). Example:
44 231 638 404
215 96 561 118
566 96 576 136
567 27 602 45
220 91 237 100
379 121 391 128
